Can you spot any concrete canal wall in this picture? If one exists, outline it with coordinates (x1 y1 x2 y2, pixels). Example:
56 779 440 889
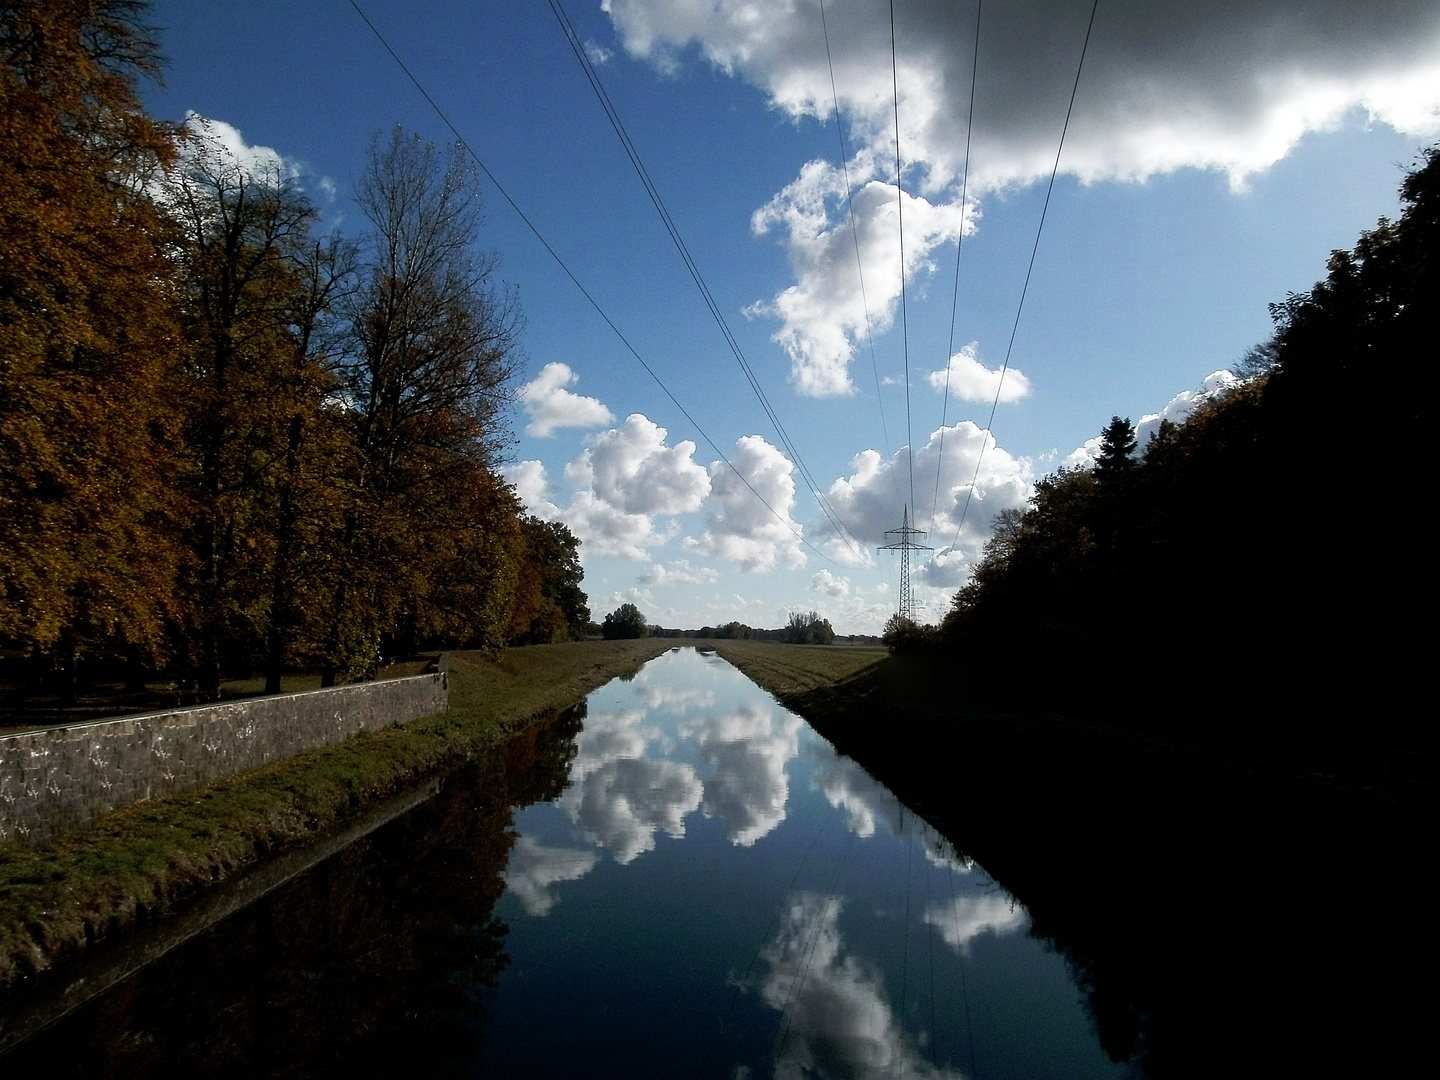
0 671 448 848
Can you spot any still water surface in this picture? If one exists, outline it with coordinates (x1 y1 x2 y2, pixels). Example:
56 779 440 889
10 647 1127 1077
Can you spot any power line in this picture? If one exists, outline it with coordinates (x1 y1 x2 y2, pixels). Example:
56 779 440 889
898 801 914 1036
888 0 915 516
930 0 984 530
951 875 981 1080
695 811 833 1074
772 830 856 1065
820 0 905 530
819 0 892 461
345 0 843 568
950 0 1101 552
546 0 870 565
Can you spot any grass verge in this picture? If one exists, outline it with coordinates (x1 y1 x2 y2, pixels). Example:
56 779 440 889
0 639 670 996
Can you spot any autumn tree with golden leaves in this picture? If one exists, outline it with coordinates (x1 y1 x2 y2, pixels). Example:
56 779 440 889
1 6 587 704
0 0 185 692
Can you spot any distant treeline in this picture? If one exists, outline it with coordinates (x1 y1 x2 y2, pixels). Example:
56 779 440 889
650 612 874 645
600 608 873 645
919 145 1437 764
0 2 588 699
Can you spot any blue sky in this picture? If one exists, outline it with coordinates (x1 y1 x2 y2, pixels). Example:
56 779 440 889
143 1 1440 633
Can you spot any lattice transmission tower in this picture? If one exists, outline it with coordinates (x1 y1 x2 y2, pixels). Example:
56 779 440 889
880 505 932 624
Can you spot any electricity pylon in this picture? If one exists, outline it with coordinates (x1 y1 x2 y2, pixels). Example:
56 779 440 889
880 505 932 624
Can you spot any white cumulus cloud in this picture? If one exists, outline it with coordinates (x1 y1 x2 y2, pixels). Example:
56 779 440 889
606 0 1440 191
521 413 711 561
1136 369 1243 448
687 435 807 572
751 166 972 396
504 459 562 519
562 489 669 560
1063 434 1105 472
926 341 1031 403
811 569 851 598
567 413 710 516
822 422 1033 584
640 559 720 587
180 112 297 181
1064 368 1244 469
518 362 614 437
605 0 1440 399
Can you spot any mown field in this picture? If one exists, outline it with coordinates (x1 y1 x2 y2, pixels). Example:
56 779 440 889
706 640 886 705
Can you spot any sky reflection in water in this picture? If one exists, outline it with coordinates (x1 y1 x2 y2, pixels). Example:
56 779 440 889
488 648 1125 1079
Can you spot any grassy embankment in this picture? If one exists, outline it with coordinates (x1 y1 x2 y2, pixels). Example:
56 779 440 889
0 639 670 994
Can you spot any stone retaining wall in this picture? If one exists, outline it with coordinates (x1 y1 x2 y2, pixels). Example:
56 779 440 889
0 671 448 848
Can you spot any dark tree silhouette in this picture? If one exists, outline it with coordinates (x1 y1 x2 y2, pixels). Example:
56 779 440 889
1091 416 1137 486
784 611 835 645
601 603 648 640
939 142 1439 767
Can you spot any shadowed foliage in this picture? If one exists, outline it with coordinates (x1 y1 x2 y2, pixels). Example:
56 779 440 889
1 4 593 710
938 145 1439 770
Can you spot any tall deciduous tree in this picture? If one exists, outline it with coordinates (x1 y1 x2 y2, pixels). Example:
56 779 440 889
256 234 358 691
785 610 835 645
0 0 184 682
507 517 589 645
602 604 648 640
346 129 521 476
163 123 356 694
321 129 522 680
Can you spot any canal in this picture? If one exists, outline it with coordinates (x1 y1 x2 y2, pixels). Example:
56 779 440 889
8 647 1128 1077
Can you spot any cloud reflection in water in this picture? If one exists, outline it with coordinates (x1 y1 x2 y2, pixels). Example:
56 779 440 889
685 702 802 846
922 894 1026 955
558 706 703 863
761 893 965 1080
502 835 600 916
565 755 704 864
811 748 899 839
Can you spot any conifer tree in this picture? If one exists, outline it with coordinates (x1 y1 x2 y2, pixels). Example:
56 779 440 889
1092 416 1137 486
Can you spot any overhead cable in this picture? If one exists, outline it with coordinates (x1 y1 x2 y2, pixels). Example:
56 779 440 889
950 0 1101 551
888 0 916 515
930 0 984 529
345 0 844 568
547 0 870 564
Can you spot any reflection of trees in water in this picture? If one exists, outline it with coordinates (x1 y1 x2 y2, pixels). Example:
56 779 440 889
6 708 586 1077
502 701 586 809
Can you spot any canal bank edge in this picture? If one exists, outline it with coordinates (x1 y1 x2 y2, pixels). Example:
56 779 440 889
0 639 671 1005
713 641 1439 1077
0 672 450 848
